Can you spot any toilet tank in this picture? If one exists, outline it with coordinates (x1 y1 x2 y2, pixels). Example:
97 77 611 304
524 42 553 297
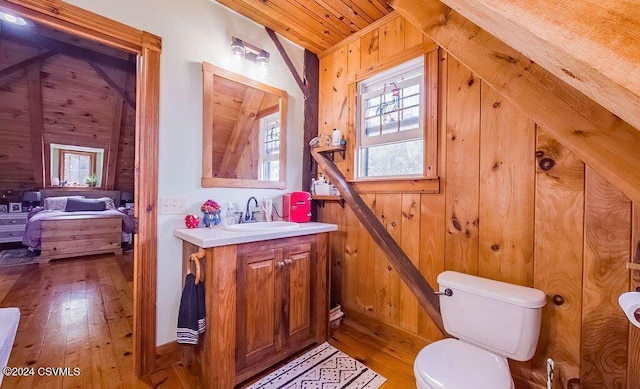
438 271 546 361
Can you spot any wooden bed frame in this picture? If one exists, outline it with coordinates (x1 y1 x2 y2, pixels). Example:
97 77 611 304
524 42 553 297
37 189 124 263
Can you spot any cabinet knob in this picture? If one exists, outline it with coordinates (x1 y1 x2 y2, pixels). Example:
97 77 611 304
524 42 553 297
11 220 16 224
276 261 285 268
284 259 292 266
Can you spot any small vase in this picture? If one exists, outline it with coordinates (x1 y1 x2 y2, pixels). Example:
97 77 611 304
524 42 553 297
203 211 221 227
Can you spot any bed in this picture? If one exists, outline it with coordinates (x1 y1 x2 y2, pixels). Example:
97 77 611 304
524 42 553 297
23 189 136 263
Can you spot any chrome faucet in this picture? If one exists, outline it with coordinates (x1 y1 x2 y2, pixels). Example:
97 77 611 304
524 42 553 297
244 197 260 223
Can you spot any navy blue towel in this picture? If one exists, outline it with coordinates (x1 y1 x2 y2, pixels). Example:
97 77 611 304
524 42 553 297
177 273 206 345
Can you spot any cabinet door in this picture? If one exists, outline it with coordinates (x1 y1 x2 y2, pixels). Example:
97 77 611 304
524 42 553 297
284 242 314 345
236 248 283 371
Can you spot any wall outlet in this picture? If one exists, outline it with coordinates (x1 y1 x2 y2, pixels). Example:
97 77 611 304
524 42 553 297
160 198 188 215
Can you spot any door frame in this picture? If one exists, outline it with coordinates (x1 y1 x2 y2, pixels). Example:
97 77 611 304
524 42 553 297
0 0 161 377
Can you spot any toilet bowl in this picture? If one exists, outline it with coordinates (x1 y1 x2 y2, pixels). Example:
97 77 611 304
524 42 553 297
414 338 514 389
413 271 546 389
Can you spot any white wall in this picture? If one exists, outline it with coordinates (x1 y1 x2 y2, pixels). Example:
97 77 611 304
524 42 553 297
64 0 305 345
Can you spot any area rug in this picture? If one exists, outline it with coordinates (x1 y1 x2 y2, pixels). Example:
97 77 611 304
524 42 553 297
247 343 386 389
0 248 39 268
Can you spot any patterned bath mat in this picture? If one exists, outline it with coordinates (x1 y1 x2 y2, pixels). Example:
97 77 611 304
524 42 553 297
0 248 39 268
248 342 386 389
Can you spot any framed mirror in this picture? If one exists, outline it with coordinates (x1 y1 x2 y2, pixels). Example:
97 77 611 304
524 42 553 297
201 62 287 189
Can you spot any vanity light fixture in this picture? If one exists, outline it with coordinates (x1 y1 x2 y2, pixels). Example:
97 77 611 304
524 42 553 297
230 37 246 58
0 11 28 26
230 37 270 77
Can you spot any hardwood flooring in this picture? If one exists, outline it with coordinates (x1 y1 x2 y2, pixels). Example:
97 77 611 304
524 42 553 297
1 253 417 388
0 253 148 389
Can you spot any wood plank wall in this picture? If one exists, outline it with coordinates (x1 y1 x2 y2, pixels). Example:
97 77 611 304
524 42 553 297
317 13 640 388
0 39 135 197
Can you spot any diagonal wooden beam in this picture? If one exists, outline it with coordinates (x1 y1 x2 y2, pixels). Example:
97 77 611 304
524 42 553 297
438 0 640 133
104 69 127 190
1 28 136 73
218 88 265 178
0 50 57 81
89 62 136 109
392 0 640 205
266 27 307 97
311 148 447 336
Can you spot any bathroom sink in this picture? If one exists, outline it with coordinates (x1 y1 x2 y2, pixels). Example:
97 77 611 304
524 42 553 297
224 221 300 232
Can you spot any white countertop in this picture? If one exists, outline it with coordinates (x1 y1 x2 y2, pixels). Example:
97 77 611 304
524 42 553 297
173 222 338 248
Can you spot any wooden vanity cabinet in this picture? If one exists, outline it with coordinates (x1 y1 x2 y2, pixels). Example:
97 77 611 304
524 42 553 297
235 238 318 380
180 233 329 388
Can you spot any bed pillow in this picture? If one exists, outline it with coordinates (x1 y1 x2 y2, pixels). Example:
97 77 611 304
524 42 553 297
43 196 85 211
95 197 117 210
65 198 106 212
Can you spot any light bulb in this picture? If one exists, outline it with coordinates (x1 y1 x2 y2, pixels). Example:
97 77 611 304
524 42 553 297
1 12 27 26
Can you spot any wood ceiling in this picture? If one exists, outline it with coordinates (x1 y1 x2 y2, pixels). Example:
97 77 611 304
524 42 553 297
214 0 393 53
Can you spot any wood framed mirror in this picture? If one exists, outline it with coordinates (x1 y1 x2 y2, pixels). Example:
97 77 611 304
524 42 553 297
201 62 287 189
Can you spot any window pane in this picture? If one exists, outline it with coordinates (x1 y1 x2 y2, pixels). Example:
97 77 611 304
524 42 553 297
261 161 279 181
359 140 423 178
63 153 91 185
365 118 380 137
259 113 280 181
264 130 279 156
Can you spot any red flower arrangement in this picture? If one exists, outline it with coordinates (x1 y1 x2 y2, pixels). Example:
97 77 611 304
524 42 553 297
201 199 220 213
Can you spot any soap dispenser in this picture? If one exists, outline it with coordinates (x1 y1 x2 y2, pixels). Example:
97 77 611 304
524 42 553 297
224 202 237 225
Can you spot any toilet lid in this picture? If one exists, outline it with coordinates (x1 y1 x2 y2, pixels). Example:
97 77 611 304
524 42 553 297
414 338 513 389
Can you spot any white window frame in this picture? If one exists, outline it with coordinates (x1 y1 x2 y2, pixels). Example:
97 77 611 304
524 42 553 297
356 56 425 179
50 143 105 187
258 112 280 181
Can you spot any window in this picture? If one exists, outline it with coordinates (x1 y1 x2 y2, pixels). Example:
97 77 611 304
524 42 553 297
357 56 426 179
60 150 96 186
50 144 104 187
259 112 280 181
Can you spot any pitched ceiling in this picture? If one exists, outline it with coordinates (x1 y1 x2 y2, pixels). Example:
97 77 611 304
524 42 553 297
214 0 393 53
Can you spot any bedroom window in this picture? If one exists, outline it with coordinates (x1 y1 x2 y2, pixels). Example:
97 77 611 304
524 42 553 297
50 144 104 187
356 56 435 179
60 150 96 186
259 112 280 181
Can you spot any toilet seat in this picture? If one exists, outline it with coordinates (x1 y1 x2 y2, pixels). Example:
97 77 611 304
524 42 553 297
414 338 514 389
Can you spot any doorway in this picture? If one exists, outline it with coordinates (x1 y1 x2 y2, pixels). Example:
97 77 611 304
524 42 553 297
0 0 160 378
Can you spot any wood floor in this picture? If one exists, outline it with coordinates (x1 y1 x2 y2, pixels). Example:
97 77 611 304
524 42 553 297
1 252 417 388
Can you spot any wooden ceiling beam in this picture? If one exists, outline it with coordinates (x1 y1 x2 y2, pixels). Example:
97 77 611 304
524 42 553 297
0 49 56 81
1 26 135 73
218 88 265 178
438 0 640 133
392 0 640 204
265 28 306 97
89 62 135 109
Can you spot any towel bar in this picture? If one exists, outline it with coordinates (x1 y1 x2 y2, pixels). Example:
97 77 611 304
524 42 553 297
189 248 205 284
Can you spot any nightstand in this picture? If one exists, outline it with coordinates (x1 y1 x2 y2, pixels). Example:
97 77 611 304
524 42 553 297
0 213 28 243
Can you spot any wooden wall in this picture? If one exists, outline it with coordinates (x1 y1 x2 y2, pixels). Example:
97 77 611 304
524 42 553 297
317 13 640 389
0 38 135 198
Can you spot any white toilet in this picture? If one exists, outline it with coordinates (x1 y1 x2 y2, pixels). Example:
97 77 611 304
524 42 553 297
414 271 546 389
